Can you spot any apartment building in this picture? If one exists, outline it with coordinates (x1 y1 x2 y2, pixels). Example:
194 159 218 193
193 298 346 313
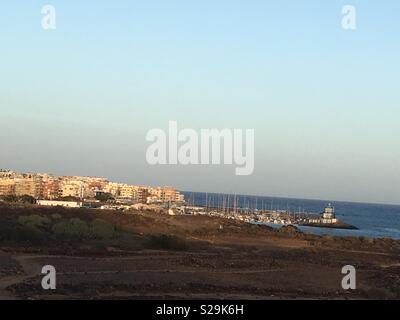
41 176 61 199
119 184 137 199
0 170 184 205
117 184 149 203
60 180 83 198
15 176 43 198
103 182 121 197
0 179 16 196
137 187 150 204
152 187 184 203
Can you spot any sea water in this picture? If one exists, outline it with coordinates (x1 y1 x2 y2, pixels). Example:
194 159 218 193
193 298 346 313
182 192 400 240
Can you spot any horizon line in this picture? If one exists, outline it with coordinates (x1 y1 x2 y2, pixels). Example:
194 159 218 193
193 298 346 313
181 190 400 207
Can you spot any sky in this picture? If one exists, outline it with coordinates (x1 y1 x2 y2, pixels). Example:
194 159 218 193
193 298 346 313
1 1 399 204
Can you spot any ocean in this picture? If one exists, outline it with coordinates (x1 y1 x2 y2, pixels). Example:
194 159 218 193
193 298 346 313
182 192 400 240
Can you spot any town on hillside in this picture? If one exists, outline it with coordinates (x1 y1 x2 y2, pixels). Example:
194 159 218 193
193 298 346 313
0 169 184 209
0 170 356 230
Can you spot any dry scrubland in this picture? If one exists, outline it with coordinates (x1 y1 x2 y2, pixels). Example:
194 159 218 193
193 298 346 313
0 203 399 300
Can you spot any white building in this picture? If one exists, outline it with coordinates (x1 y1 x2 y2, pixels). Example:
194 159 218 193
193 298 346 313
321 203 338 224
37 200 83 208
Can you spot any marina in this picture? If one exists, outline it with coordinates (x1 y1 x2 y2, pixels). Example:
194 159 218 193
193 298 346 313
180 192 400 239
175 194 358 230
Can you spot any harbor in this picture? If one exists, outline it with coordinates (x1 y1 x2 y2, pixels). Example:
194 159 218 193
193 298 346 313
173 195 359 230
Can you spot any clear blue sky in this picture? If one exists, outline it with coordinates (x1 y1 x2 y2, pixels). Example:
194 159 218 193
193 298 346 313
1 1 399 204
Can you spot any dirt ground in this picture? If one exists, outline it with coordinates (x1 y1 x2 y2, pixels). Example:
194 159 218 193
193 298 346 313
0 204 399 300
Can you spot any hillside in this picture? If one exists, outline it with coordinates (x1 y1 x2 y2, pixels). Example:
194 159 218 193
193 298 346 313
0 203 399 299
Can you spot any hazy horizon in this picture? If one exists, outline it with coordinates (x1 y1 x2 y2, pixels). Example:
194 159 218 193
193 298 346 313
1 1 400 205
3 166 400 207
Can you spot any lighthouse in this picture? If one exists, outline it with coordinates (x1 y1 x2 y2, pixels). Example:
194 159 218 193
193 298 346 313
321 203 338 224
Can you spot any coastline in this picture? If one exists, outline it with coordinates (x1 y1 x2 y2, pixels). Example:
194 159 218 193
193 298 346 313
1 203 400 299
183 192 400 240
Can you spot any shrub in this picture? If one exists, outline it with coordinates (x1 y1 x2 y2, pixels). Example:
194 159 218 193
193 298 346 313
0 224 47 244
0 214 48 244
51 213 62 220
52 218 90 239
0 225 19 241
17 225 47 244
95 193 114 202
18 215 51 229
3 195 36 204
90 219 117 239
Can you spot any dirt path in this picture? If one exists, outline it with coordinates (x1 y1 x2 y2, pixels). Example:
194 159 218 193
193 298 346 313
0 252 286 299
0 253 56 300
0 256 35 300
1 245 399 300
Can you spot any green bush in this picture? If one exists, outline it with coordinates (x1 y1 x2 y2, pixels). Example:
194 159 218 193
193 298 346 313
95 193 114 202
52 218 90 239
90 219 118 239
18 215 51 229
0 225 19 241
3 195 36 204
17 225 47 243
0 224 47 244
0 214 48 244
